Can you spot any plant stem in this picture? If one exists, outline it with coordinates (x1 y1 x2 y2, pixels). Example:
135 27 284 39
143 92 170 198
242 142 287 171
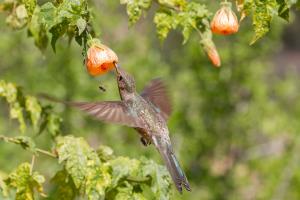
126 176 150 183
0 135 57 158
153 0 181 12
36 148 57 158
30 155 35 175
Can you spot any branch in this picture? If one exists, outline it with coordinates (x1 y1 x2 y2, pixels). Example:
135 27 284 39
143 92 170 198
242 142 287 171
153 0 182 12
126 176 150 183
0 135 57 158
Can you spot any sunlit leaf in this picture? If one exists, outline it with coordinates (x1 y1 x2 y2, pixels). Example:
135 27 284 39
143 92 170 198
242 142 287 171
0 80 26 133
109 157 140 187
0 172 8 197
25 96 42 131
139 158 172 200
76 17 86 35
22 0 36 18
97 145 114 161
55 136 112 199
158 0 186 9
5 163 45 200
154 11 179 41
120 0 152 25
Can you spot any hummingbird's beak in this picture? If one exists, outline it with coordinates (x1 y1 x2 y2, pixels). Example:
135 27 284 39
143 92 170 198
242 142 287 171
114 62 120 76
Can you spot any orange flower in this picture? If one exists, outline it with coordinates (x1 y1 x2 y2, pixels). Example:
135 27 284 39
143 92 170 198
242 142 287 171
86 42 118 76
211 2 239 35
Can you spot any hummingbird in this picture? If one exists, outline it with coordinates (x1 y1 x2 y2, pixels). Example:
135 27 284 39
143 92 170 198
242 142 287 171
44 66 191 192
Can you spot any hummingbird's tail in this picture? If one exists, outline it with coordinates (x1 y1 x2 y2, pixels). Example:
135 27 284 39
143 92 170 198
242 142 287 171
152 136 191 193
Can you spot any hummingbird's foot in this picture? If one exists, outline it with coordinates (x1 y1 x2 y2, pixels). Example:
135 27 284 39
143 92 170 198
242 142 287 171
140 137 151 146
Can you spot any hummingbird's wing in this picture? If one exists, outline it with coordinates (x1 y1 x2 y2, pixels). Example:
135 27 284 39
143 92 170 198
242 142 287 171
70 101 144 128
141 78 172 120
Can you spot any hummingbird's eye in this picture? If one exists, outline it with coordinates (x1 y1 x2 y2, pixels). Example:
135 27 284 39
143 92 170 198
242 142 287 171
118 76 123 81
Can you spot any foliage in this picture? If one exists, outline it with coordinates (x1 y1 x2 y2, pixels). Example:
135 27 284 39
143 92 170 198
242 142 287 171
1 0 300 200
239 0 299 44
4 163 45 200
0 0 93 51
0 0 298 63
0 80 62 135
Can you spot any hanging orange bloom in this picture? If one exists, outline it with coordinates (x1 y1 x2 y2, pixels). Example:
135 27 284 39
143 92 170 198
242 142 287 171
202 38 221 67
206 45 221 67
86 42 118 76
211 2 239 35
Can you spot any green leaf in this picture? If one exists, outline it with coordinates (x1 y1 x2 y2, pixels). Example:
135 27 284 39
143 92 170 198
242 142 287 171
0 80 18 103
154 11 179 41
21 0 36 18
46 113 62 137
0 172 8 197
106 156 172 199
242 0 291 44
55 136 112 199
28 6 50 51
12 136 37 153
48 170 77 200
158 0 187 9
27 0 90 51
25 96 42 131
85 163 111 200
50 21 69 52
76 17 86 35
139 158 172 200
154 2 210 43
5 163 45 200
121 0 152 25
0 80 62 134
55 136 91 188
109 157 140 187
0 80 26 132
277 0 289 21
248 1 277 45
97 145 114 161
113 184 147 200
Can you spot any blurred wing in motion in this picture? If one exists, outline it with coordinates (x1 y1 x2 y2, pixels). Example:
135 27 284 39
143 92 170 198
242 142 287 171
70 101 144 128
141 78 172 120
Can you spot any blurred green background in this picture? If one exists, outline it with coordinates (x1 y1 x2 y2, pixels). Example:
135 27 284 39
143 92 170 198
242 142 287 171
1 1 300 199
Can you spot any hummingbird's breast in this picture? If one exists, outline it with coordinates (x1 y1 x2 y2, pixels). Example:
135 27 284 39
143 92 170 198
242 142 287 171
127 94 169 140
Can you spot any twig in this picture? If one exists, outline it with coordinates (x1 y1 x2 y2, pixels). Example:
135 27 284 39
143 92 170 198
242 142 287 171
30 155 35 175
36 148 57 158
126 176 150 183
0 135 57 158
153 0 182 12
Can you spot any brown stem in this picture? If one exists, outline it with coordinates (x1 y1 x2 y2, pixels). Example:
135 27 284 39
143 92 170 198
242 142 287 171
30 155 35 175
0 135 57 158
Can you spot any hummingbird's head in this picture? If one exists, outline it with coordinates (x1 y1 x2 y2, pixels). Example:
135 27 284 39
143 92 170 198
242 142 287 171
115 64 136 93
